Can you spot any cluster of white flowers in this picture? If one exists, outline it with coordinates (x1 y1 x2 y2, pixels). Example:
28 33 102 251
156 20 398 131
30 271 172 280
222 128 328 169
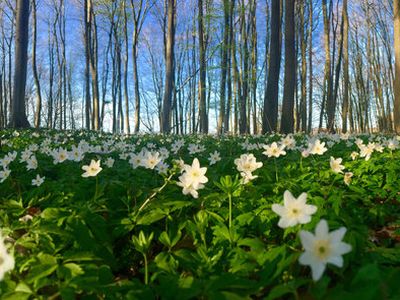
0 151 16 183
234 153 263 184
272 190 352 281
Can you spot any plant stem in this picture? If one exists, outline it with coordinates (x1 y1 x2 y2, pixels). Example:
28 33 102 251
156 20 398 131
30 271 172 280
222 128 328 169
300 156 303 172
94 176 99 200
138 172 174 212
228 193 232 230
143 253 149 285
274 158 279 182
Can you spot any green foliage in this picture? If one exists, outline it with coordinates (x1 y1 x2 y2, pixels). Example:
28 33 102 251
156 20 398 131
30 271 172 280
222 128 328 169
0 129 399 298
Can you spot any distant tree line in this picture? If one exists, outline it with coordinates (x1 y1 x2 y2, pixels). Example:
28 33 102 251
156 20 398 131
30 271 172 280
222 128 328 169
1 0 400 134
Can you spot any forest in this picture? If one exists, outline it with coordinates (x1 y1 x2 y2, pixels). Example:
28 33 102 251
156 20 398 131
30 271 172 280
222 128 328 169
0 0 399 134
1 1 400 298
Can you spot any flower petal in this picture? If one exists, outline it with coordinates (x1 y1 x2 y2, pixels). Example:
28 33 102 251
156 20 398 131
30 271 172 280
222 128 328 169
315 219 329 238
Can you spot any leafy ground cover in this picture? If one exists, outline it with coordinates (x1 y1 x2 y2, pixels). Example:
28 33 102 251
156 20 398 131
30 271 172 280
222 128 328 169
0 129 399 299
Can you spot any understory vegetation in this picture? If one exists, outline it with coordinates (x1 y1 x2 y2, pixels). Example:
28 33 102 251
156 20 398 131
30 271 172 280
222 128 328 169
0 129 399 299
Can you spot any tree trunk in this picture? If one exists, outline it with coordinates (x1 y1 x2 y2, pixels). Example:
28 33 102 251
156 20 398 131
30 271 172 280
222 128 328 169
84 0 91 129
280 0 295 133
161 0 176 133
9 0 30 128
88 1 100 131
239 0 249 134
123 2 130 134
198 0 208 133
32 0 42 128
342 0 349 133
223 0 234 133
300 0 307 132
217 0 230 134
262 0 281 133
250 0 258 134
394 0 400 132
307 0 313 133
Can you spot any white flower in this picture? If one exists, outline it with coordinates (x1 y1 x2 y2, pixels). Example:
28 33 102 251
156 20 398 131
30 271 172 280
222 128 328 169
387 138 399 150
143 151 161 170
181 158 208 189
234 153 263 174
156 161 169 175
32 174 45 187
234 153 262 184
177 158 208 198
310 140 328 155
359 144 374 161
0 232 15 281
208 151 221 165
350 151 359 160
176 175 203 198
26 155 38 170
263 142 286 158
52 148 69 164
374 144 384 153
344 172 353 186
70 145 85 162
81 160 102 177
171 139 184 154
104 157 115 168
240 171 258 184
301 148 310 158
272 191 317 228
330 157 345 174
173 158 186 173
129 152 145 169
281 135 296 149
0 169 11 183
299 219 352 281
19 214 33 223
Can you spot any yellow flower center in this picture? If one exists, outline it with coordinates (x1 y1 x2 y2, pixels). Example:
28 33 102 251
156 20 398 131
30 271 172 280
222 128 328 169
314 240 331 260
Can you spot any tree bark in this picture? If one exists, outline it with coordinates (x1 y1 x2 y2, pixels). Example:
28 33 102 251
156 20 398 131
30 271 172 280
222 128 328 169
217 0 230 134
300 0 307 132
262 0 281 133
9 0 30 128
32 0 42 128
307 0 313 133
161 0 176 133
198 0 208 133
394 0 400 132
342 0 349 133
280 0 295 133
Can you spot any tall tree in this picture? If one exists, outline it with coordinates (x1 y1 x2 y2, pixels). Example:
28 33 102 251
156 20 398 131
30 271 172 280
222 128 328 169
307 0 313 133
130 0 152 133
198 0 208 133
238 0 249 134
280 0 295 133
262 0 281 133
88 0 100 131
341 0 349 133
84 0 91 129
217 0 230 134
299 0 307 132
32 0 42 128
320 0 332 131
161 0 176 133
9 0 30 128
394 0 400 132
